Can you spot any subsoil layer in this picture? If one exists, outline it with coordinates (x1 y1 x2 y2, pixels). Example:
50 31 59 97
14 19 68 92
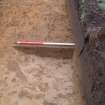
0 0 84 105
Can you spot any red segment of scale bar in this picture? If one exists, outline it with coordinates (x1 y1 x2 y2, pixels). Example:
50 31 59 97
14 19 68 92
16 41 44 45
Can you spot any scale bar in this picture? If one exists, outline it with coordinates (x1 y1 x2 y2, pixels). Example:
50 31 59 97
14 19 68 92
15 41 76 49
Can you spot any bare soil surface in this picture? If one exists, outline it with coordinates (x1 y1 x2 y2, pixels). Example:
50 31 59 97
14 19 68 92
0 0 84 105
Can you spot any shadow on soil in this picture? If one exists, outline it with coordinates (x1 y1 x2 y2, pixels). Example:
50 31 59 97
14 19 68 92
14 46 74 59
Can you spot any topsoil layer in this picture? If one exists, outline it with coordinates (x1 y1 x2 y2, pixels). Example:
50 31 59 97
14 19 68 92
79 0 105 105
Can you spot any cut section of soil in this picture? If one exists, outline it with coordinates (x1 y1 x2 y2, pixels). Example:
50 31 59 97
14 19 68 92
0 0 84 105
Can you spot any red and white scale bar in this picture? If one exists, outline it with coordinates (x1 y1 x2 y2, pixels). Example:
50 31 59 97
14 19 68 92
15 41 76 48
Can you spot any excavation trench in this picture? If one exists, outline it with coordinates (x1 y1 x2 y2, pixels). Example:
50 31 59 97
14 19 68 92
0 0 86 105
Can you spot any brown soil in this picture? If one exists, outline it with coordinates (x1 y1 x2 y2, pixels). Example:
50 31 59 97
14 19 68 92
0 0 84 105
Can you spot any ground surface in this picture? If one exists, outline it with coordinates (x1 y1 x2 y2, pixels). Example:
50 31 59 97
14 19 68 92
79 1 105 105
0 0 84 105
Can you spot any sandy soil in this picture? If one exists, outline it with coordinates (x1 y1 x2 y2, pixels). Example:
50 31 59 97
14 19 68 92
0 0 84 105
